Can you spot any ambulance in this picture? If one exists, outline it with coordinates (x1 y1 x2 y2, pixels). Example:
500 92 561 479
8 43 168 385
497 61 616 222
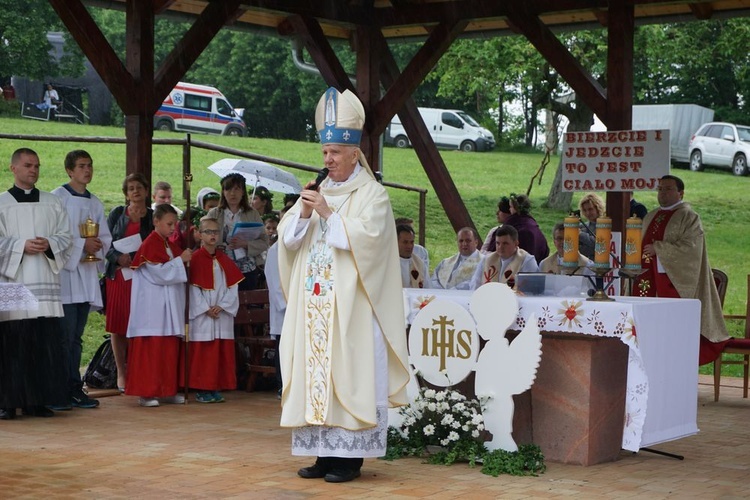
154 82 246 136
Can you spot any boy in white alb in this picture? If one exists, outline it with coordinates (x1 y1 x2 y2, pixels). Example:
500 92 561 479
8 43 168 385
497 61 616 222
51 150 112 410
185 217 243 403
126 204 192 407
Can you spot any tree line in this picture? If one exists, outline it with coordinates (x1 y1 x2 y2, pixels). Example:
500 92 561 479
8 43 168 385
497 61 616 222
3 1 750 145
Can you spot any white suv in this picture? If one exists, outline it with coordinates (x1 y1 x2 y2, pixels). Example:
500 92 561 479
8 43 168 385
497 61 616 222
689 122 750 176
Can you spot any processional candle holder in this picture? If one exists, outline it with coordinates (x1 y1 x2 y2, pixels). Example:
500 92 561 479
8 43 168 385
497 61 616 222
78 216 100 262
586 214 615 301
617 216 645 296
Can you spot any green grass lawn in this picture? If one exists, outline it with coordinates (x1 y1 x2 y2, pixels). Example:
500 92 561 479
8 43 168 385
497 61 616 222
0 115 747 377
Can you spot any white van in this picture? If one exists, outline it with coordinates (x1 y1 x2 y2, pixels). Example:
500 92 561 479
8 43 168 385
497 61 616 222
154 82 246 137
387 107 495 152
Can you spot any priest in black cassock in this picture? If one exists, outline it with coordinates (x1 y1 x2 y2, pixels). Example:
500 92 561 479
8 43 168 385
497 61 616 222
0 148 72 419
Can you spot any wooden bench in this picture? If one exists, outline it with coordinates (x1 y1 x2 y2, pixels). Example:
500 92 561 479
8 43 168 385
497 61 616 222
234 289 276 392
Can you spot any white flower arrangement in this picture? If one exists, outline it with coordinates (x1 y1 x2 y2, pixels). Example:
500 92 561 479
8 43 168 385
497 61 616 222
392 386 488 459
387 387 546 476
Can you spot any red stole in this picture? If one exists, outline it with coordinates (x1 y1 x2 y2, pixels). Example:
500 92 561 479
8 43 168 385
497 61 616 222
131 231 183 269
190 246 244 290
635 209 678 298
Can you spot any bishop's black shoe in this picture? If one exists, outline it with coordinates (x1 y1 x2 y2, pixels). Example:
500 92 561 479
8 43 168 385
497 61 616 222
0 408 16 420
324 468 361 483
297 457 331 479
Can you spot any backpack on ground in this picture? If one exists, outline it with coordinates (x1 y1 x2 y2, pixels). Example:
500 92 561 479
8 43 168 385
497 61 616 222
83 334 117 389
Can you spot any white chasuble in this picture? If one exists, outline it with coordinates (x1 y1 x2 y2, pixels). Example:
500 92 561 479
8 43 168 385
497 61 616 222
277 165 410 457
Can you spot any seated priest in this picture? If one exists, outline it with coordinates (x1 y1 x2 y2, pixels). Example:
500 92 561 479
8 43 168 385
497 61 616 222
395 217 429 271
470 225 538 290
431 227 483 290
397 224 430 289
540 222 592 274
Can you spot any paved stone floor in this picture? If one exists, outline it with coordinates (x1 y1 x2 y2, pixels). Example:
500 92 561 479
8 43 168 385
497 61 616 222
0 376 748 499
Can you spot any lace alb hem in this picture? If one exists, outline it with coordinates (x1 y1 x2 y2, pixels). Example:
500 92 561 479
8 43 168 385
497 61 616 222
291 405 387 458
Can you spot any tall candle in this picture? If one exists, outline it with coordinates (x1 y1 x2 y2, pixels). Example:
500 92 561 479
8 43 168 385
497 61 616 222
562 215 580 268
624 217 643 269
594 215 612 268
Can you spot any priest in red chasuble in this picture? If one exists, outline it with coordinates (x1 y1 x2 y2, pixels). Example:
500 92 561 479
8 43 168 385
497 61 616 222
635 175 729 365
277 87 410 483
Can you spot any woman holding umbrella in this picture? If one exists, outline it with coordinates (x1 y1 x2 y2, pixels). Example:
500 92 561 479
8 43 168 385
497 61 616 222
207 173 268 290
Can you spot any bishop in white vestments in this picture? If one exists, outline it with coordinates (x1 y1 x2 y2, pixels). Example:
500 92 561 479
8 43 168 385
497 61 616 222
277 87 410 483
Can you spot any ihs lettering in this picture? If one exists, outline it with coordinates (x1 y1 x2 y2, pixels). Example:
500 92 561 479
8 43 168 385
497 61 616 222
421 315 472 372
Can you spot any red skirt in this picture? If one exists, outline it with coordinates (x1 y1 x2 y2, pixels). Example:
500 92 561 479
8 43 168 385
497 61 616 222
179 339 236 391
125 336 181 397
105 269 132 336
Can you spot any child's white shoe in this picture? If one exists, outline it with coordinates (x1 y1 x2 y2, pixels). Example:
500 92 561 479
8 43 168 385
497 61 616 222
139 397 159 407
160 394 185 405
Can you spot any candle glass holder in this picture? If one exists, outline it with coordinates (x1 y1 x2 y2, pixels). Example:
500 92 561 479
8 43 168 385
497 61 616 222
587 266 615 302
79 217 100 263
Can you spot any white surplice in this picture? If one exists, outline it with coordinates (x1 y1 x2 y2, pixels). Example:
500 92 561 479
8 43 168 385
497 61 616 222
189 259 239 341
51 186 112 309
127 252 187 338
0 190 72 320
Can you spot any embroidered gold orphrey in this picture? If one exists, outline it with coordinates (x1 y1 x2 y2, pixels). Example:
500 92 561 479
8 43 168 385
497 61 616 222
302 194 349 425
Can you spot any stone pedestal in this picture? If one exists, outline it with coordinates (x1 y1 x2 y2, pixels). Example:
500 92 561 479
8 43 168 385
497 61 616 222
530 333 628 465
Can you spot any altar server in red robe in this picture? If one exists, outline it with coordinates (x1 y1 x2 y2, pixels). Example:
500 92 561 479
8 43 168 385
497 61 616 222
182 216 243 403
126 204 192 407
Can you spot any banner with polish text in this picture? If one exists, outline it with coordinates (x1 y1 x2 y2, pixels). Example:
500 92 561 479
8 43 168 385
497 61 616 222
561 130 670 192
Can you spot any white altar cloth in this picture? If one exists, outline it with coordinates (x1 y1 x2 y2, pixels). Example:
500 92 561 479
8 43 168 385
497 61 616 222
403 289 701 452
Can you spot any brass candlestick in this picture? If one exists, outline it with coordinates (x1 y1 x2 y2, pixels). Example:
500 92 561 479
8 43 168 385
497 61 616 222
78 217 100 262
587 266 615 302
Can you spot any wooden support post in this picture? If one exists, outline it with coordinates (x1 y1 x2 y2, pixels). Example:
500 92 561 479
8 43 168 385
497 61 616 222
355 25 382 172
604 0 635 235
124 0 155 178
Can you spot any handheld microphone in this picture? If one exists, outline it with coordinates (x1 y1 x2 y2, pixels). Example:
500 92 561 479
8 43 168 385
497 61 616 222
310 168 329 190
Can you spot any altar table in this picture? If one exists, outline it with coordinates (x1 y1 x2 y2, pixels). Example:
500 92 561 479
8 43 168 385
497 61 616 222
403 289 701 452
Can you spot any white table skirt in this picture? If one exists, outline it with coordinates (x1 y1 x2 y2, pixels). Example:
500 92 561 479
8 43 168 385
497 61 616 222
403 289 700 451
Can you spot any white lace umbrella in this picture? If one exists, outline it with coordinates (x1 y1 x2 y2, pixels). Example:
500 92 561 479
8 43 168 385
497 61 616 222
207 158 303 194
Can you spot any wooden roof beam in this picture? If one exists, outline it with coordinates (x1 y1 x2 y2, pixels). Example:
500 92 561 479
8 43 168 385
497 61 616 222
689 2 714 20
48 0 136 114
371 17 468 136
283 15 356 92
153 0 176 15
505 2 608 122
373 0 609 26
379 43 475 234
242 0 371 25
153 0 244 114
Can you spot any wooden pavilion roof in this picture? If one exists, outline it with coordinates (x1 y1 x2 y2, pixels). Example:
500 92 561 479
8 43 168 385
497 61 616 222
66 0 750 236
90 0 750 39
